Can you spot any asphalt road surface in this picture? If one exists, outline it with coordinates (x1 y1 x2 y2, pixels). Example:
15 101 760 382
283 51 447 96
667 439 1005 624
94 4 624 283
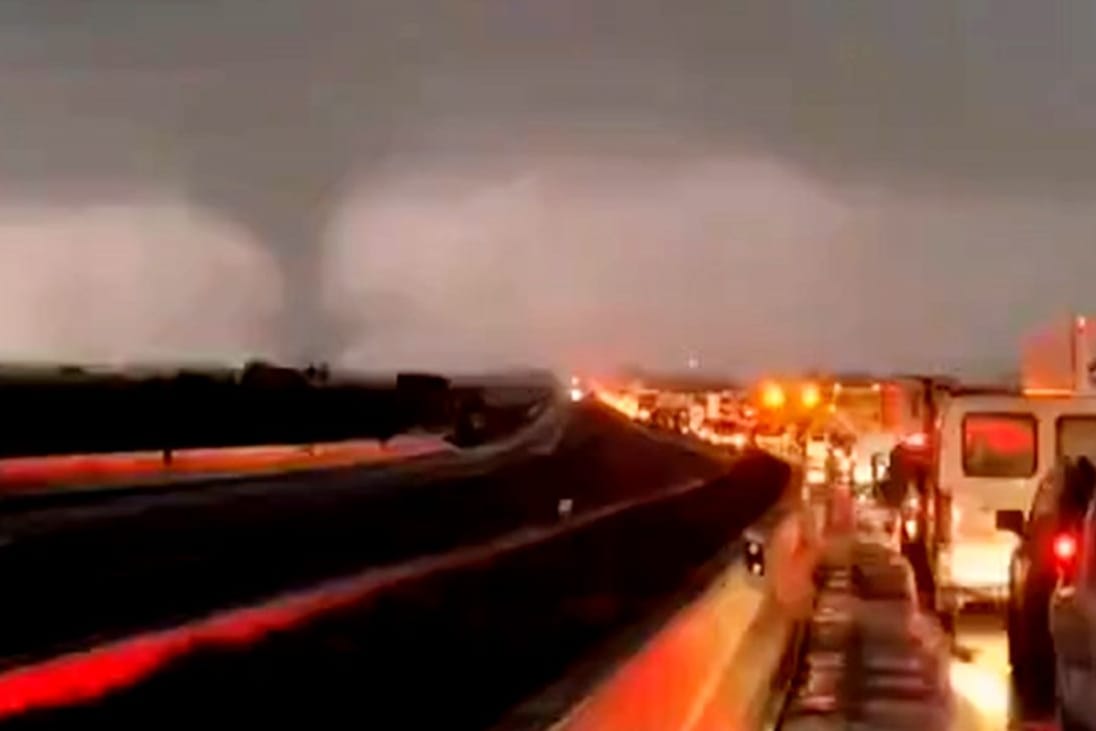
0 403 788 728
950 610 1057 730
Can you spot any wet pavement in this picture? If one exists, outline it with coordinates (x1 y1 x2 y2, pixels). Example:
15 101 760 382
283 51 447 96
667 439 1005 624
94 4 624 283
780 539 951 730
951 611 1057 730
778 534 1061 731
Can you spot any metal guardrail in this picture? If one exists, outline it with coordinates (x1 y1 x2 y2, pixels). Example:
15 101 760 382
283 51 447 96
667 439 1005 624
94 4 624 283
550 466 820 731
0 392 568 513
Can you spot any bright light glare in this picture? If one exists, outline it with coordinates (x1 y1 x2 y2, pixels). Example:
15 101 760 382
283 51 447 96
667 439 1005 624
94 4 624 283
569 387 584 402
949 662 1010 722
904 432 928 448
801 383 821 409
761 382 786 409
594 390 639 420
904 518 918 539
852 462 873 485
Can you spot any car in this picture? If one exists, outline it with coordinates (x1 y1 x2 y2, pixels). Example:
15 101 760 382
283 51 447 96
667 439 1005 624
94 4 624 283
1050 461 1096 731
999 457 1094 704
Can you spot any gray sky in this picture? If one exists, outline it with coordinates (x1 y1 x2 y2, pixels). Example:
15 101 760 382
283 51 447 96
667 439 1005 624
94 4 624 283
1 1 1095 375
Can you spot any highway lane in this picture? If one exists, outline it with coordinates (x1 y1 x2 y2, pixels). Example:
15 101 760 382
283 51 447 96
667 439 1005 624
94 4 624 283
0 452 789 729
783 493 1060 731
950 611 1057 731
0 402 730 672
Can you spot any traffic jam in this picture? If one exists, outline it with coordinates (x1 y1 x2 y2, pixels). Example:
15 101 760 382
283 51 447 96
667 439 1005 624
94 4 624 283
581 314 1096 729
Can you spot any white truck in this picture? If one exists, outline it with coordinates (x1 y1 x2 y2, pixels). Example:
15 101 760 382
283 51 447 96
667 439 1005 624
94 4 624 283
898 315 1096 628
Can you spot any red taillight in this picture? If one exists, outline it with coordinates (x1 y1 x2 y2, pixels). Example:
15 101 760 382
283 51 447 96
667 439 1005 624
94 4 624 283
1054 533 1078 563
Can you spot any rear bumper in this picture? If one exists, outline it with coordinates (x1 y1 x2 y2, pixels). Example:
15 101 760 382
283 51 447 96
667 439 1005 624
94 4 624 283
937 583 1008 612
936 540 1016 611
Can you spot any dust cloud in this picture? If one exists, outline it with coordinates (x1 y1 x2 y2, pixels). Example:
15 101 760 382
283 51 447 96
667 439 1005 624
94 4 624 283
322 155 849 375
0 198 282 366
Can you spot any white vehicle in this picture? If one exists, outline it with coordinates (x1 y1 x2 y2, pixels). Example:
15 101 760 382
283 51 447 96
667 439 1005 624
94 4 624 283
932 391 1096 620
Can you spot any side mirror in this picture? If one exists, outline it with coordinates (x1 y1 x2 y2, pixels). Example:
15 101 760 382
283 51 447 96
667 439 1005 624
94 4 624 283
996 509 1025 536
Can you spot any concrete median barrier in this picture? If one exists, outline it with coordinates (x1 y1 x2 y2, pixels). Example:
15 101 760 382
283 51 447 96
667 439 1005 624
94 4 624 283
0 435 454 493
552 468 820 731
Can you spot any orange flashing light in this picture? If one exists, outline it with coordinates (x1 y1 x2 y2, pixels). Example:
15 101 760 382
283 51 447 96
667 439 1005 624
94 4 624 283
761 382 786 409
801 383 821 409
1023 387 1075 398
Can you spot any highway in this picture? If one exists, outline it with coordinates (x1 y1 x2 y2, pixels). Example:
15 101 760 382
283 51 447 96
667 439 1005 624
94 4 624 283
0 371 1083 731
0 397 789 728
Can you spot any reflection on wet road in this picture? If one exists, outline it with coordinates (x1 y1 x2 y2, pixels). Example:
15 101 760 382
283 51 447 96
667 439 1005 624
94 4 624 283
950 611 1056 730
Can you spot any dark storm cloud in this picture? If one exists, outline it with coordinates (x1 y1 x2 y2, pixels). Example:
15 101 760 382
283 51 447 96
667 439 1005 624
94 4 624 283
2 1 1096 372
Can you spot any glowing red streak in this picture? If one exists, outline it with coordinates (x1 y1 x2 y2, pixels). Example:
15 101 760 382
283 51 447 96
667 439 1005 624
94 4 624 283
0 475 706 721
0 575 375 718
